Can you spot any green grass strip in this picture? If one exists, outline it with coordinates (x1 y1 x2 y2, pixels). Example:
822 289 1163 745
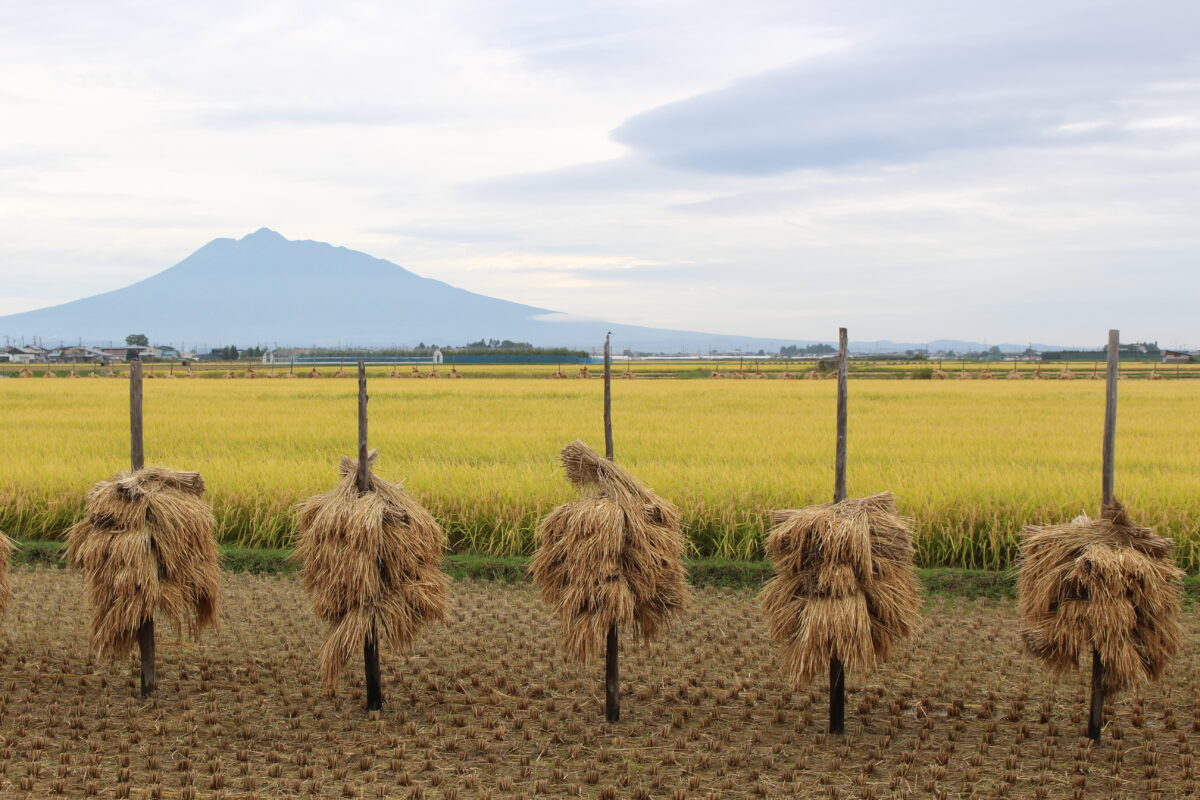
15 540 1200 602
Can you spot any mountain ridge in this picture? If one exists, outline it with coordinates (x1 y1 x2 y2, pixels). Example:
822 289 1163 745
1 229 1077 352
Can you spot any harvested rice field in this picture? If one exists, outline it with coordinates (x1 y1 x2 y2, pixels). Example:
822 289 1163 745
2 568 1198 800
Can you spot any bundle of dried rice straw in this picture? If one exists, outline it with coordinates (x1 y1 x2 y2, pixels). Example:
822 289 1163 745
1017 503 1183 694
761 492 921 687
295 451 449 690
66 467 222 658
532 441 688 662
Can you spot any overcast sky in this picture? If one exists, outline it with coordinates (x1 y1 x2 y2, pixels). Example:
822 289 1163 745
2 0 1197 347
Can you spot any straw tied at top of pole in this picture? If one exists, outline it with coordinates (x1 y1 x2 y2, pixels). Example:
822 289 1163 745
531 441 689 683
65 468 223 661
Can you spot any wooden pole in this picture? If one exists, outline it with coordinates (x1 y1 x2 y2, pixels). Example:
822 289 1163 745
1101 330 1118 509
129 359 155 697
1088 329 1119 742
356 361 383 711
602 333 620 723
830 327 849 735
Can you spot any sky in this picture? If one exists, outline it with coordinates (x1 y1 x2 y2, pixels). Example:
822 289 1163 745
2 0 1198 348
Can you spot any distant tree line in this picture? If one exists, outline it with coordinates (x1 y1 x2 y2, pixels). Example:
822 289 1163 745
779 343 836 357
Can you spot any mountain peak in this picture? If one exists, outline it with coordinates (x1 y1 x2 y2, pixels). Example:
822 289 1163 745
241 227 287 242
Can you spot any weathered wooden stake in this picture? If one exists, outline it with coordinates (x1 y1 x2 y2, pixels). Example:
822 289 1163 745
602 333 620 723
356 361 383 711
1088 329 1120 742
129 359 156 697
830 327 849 734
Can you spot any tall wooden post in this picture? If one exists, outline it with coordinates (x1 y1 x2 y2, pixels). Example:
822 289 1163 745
602 333 620 722
130 359 156 698
357 361 383 711
1089 329 1119 742
830 328 849 734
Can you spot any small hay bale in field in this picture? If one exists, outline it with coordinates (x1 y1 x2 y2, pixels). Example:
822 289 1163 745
245 367 257 379
552 368 567 379
577 366 591 379
295 452 449 690
409 367 424 379
43 370 56 378
1148 369 1163 381
68 369 80 378
1058 367 1074 380
309 368 323 378
931 369 948 380
427 368 440 379
332 368 348 378
223 369 235 378
622 369 635 379
448 367 462 378
1017 503 1183 694
532 441 688 663
806 369 823 380
89 369 102 378
18 368 32 378
265 368 276 378
1007 368 1023 379
780 370 793 379
709 370 723 379
980 369 995 380
66 467 222 658
760 492 921 687
0 533 13 615
389 367 401 378
956 370 972 379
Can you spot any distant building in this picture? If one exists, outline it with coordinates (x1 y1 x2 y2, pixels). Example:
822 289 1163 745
1163 350 1194 364
2 346 40 364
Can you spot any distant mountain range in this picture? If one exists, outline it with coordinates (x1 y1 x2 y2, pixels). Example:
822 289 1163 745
0 229 1074 353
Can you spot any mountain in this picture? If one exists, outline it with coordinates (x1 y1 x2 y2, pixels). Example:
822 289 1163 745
0 228 1073 353
0 229 802 352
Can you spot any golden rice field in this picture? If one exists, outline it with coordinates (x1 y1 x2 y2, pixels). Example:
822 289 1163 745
1 378 1198 571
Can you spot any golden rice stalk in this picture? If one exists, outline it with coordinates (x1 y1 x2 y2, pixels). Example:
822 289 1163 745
65 467 222 658
1017 503 1183 694
760 493 921 687
532 441 688 663
0 532 14 615
295 452 449 690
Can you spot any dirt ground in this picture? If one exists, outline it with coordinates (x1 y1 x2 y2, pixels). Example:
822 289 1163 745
0 569 1196 799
